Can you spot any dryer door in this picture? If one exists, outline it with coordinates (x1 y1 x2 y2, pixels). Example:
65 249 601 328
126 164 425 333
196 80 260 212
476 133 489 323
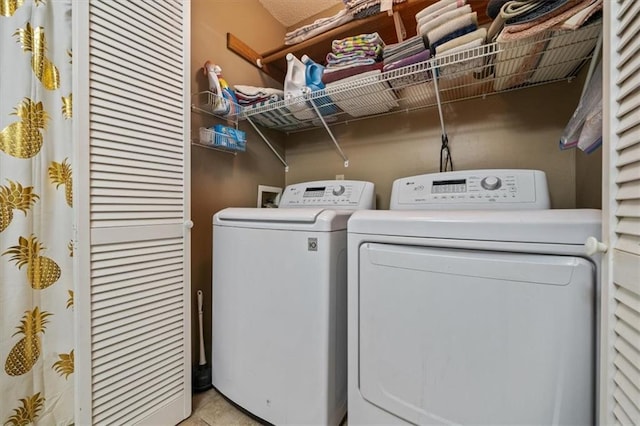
358 243 595 425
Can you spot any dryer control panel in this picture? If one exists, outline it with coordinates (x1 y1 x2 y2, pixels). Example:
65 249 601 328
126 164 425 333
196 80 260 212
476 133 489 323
391 169 550 210
280 180 376 209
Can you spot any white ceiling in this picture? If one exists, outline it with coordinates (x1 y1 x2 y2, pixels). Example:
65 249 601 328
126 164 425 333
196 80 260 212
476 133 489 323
258 0 342 27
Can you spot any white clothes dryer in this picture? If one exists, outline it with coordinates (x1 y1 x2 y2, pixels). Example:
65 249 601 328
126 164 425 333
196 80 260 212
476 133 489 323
347 170 601 425
212 180 375 425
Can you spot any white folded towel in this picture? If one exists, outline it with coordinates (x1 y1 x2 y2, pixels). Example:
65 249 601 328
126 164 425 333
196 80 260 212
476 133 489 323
415 0 464 21
417 4 472 36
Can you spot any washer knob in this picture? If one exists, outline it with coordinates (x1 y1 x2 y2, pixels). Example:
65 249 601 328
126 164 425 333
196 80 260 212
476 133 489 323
481 176 502 190
332 185 345 196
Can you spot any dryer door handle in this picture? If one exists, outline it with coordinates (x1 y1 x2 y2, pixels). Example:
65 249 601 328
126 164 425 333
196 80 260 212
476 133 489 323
585 236 607 256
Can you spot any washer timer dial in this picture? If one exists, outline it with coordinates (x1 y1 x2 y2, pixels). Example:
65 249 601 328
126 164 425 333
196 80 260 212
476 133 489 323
480 176 502 190
332 185 346 196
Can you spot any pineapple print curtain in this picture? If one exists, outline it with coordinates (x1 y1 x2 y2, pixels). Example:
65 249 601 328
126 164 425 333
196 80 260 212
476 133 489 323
0 0 74 424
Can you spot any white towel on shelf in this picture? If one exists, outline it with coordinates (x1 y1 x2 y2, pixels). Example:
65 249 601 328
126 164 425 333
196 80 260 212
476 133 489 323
234 85 284 98
284 9 354 45
415 0 465 22
427 12 478 47
417 4 472 37
436 28 486 55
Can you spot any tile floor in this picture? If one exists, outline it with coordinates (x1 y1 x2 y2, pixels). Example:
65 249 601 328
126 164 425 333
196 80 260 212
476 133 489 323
179 387 263 426
179 387 348 425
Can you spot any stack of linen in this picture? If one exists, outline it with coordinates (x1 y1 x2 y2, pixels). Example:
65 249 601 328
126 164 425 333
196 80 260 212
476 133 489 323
234 85 284 107
284 9 354 45
322 32 385 83
488 0 602 42
234 85 302 130
411 0 489 102
488 0 603 90
382 35 431 73
382 35 434 108
416 0 483 56
343 0 407 19
323 33 398 117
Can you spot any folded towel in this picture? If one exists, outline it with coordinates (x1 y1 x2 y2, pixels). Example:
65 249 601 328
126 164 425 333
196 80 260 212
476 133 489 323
498 0 597 40
486 0 509 19
504 0 570 25
383 49 431 72
383 36 427 64
326 57 378 68
328 46 381 60
560 0 602 30
285 9 354 45
234 85 284 98
332 32 384 50
431 24 478 53
383 35 425 58
416 2 461 32
417 4 472 36
427 12 478 49
500 0 546 21
415 0 464 21
436 28 487 54
322 62 384 84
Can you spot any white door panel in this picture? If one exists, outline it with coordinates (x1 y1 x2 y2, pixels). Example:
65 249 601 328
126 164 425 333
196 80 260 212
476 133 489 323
74 1 191 424
359 243 595 425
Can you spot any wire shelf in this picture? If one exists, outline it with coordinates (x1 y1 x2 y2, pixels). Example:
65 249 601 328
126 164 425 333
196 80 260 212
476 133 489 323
191 91 242 126
240 21 602 133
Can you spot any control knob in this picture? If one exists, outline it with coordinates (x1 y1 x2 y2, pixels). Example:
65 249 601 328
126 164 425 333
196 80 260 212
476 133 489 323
480 176 502 190
332 185 345 196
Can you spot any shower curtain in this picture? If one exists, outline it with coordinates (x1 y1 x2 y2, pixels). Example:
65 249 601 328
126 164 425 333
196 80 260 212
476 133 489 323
0 0 74 424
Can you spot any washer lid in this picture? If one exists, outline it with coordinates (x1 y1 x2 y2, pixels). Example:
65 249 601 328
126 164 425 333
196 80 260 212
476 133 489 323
214 207 353 231
348 209 601 245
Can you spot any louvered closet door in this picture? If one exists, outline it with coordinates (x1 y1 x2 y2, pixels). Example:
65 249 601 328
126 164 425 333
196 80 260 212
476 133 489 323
73 1 191 425
601 1 640 424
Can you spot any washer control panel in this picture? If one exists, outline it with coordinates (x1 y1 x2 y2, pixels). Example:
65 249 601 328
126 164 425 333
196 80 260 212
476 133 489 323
280 180 376 209
391 169 550 210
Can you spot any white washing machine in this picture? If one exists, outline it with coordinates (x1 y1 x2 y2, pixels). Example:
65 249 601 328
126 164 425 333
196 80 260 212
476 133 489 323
347 169 601 425
212 180 375 425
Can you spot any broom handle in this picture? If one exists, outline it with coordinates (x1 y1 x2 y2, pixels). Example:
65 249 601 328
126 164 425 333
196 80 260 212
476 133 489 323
197 290 207 366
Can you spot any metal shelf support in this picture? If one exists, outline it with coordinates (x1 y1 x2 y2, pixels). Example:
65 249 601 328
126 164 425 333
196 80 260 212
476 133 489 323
309 101 350 167
246 117 290 172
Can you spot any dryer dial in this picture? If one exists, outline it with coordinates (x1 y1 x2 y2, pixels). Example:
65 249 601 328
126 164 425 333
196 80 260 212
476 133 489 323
332 185 345 196
481 176 502 190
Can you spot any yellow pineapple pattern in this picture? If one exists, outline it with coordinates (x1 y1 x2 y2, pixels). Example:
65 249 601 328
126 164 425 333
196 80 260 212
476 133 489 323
0 98 49 159
5 308 52 376
0 0 23 17
66 289 73 309
67 240 73 257
61 93 72 119
1 0 44 16
48 159 72 207
4 392 45 426
3 235 61 290
14 22 61 90
0 180 39 233
52 349 74 379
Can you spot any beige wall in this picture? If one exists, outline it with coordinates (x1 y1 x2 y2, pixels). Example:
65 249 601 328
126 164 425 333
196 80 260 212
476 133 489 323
576 147 602 208
190 0 287 363
284 80 598 209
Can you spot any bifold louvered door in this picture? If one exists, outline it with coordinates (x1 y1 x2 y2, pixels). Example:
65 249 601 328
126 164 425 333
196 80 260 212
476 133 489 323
601 1 640 424
74 1 191 425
